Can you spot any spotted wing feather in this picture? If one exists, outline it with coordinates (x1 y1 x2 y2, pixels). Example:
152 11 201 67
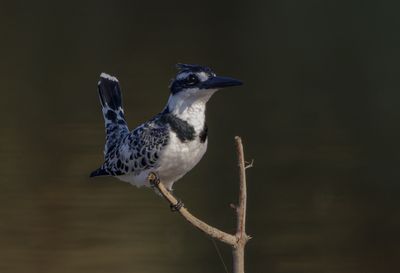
101 118 169 176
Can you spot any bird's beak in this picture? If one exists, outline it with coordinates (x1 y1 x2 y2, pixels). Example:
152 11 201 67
200 76 243 89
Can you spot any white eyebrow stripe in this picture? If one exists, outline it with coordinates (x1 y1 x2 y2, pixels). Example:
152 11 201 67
196 72 209 81
176 72 190 80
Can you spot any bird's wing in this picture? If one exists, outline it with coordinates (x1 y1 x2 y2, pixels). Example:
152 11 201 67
103 118 169 176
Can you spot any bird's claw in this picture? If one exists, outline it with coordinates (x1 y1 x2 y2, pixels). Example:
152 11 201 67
170 200 184 212
148 172 183 211
148 172 160 187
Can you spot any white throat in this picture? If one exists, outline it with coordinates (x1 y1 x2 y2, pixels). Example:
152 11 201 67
166 89 217 133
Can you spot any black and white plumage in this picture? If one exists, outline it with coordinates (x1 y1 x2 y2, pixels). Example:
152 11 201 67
90 64 242 190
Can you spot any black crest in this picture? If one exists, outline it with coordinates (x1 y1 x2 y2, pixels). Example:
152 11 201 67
176 63 214 74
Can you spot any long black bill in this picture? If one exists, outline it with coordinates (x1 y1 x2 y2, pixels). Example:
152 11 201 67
200 76 243 89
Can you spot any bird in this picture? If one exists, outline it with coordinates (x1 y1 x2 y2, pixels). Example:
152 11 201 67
90 63 243 192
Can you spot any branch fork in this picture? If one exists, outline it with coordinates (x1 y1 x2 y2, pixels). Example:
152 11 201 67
148 136 251 273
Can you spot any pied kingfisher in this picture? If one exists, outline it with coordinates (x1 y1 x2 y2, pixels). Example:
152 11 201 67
90 64 242 191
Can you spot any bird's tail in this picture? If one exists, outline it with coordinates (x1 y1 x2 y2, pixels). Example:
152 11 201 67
90 167 109 177
98 72 127 124
97 72 129 133
91 73 129 178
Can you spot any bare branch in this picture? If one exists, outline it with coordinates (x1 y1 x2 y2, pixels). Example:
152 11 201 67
233 136 251 273
148 173 237 246
235 136 248 239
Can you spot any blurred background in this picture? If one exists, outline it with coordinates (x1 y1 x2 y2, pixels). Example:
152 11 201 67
0 1 399 272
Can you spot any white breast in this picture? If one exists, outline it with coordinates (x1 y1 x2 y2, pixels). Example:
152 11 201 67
155 131 207 190
116 132 207 190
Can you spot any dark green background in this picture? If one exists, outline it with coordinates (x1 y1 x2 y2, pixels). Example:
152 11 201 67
0 1 399 272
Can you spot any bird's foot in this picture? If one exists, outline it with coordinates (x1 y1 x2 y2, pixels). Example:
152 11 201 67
148 173 163 196
170 200 184 212
148 172 183 211
148 172 160 189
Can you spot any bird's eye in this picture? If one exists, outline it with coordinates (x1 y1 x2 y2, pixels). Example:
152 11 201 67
186 74 199 85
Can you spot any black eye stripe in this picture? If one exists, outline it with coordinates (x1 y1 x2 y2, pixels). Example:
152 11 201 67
170 64 216 94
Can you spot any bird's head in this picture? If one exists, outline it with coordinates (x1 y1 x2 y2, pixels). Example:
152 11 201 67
168 64 243 106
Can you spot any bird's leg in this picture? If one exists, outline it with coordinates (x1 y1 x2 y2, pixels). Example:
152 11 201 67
148 172 161 189
166 188 185 212
148 172 185 212
170 199 184 212
148 172 163 196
